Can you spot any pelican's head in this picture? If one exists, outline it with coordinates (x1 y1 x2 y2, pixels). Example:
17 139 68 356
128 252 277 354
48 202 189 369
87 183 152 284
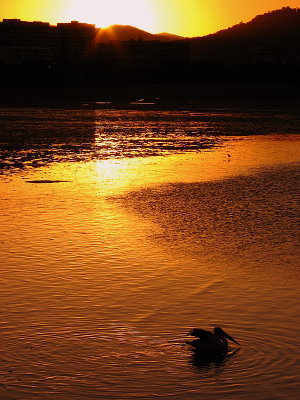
214 327 240 345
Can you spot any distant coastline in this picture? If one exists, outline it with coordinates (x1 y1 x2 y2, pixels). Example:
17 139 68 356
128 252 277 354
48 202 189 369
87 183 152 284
0 7 299 107
1 82 299 109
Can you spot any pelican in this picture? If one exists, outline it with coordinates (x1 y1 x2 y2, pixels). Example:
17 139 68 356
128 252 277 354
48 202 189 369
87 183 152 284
187 327 240 353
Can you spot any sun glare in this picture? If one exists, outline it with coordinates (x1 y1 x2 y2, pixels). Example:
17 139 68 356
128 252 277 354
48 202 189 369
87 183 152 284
63 0 157 31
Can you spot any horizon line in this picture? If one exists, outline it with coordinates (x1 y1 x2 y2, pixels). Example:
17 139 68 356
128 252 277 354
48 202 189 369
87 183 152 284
1 17 189 37
1 7 299 39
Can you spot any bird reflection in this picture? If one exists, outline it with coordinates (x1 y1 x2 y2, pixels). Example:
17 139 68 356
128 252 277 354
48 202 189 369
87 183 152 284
186 327 240 368
190 347 240 368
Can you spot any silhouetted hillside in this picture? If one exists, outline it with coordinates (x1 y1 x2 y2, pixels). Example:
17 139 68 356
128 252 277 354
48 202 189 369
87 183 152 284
96 25 184 43
190 7 300 65
1 8 300 91
156 32 184 41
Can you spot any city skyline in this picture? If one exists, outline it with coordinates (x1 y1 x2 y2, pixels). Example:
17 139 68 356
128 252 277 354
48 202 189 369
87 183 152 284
0 0 299 37
1 7 299 83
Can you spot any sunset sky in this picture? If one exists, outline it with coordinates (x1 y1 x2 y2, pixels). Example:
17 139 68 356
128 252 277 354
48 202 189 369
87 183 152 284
0 0 299 36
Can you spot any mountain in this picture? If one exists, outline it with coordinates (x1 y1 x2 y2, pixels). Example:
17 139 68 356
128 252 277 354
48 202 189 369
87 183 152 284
189 7 300 64
156 32 184 41
95 9 300 67
96 25 184 43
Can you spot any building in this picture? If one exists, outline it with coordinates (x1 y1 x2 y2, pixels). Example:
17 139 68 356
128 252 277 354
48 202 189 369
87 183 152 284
0 19 97 66
0 19 60 65
97 39 190 67
57 21 96 64
251 46 276 65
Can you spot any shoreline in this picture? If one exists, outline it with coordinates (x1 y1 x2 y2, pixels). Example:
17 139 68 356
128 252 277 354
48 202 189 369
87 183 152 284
1 82 300 109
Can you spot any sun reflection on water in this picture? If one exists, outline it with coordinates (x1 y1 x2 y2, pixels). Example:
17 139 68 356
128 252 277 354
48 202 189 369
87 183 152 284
0 129 299 400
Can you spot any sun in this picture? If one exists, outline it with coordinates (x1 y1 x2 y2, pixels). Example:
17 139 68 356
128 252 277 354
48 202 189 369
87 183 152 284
63 0 157 32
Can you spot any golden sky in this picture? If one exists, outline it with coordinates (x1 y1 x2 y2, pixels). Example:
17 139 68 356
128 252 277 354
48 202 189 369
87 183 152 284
0 0 299 36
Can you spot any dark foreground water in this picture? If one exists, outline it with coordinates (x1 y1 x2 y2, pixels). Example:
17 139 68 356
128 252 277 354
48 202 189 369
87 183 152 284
0 106 299 399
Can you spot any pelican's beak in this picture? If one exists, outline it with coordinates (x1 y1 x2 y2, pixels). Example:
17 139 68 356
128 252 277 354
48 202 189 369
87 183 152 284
222 330 240 345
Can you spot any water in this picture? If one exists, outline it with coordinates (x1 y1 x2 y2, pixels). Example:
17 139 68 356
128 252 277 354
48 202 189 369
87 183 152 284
0 105 299 173
0 106 299 399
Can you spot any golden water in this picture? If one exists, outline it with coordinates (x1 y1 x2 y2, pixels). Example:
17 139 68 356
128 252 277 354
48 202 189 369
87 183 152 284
0 107 299 399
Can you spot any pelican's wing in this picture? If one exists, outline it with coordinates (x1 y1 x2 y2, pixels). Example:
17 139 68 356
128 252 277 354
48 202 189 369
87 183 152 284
190 329 215 340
